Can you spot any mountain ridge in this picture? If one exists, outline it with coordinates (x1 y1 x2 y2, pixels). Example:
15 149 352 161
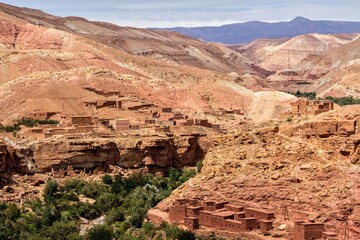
155 17 360 44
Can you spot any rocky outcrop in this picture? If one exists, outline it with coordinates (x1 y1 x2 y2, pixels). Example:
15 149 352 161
0 141 15 173
151 122 360 239
3 134 207 174
283 119 358 138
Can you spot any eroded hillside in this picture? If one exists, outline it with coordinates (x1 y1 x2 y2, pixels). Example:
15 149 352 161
151 107 360 239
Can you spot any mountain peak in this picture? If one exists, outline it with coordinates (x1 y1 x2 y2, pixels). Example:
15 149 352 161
291 16 311 23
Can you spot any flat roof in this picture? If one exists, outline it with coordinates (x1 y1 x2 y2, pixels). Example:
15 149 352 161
241 218 257 221
226 219 243 224
212 211 235 217
185 217 198 220
245 208 274 214
226 204 244 208
199 210 213 214
259 220 274 223
322 232 337 236
186 206 202 209
302 222 324 226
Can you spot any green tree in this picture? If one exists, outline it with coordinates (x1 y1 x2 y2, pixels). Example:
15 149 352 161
86 224 113 240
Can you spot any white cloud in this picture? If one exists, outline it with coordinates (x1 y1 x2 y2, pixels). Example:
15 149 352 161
2 0 360 27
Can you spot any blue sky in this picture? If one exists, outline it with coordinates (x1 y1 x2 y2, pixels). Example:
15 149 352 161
1 0 360 27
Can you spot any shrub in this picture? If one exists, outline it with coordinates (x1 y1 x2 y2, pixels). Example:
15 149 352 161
64 178 86 193
3 203 20 221
86 224 113 240
105 208 124 224
45 221 79 240
43 180 60 202
102 174 113 185
95 192 117 212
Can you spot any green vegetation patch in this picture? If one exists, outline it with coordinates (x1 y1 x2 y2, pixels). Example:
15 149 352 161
0 168 197 239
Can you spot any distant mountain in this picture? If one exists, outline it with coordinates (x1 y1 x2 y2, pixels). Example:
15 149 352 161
156 17 360 44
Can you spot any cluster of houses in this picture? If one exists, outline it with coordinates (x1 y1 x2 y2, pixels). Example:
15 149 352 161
168 198 337 240
19 96 226 138
169 199 275 234
290 98 335 117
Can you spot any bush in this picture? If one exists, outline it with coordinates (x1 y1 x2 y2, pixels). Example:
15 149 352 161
45 221 79 240
77 203 101 220
95 192 118 212
102 174 113 185
64 178 86 193
81 181 107 199
3 203 20 221
43 180 60 202
86 224 113 240
105 208 124 224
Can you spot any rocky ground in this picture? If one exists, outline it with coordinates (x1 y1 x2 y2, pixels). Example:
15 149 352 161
150 108 360 239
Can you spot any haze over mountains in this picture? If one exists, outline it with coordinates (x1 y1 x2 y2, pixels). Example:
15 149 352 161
158 17 360 44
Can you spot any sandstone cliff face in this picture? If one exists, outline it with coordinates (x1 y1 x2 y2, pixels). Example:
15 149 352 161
4 134 207 174
153 118 360 239
0 141 15 173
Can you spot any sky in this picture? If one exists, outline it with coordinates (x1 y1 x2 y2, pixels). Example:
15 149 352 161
1 0 360 28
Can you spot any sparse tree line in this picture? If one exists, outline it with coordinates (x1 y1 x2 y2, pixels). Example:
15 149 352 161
288 90 360 105
0 117 59 133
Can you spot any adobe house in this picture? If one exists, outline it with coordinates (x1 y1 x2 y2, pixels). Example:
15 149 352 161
174 113 185 120
239 218 258 231
198 210 215 227
28 128 43 134
169 199 188 223
28 111 57 120
155 126 171 133
162 107 172 113
184 217 199 231
84 100 123 109
259 220 274 233
291 98 334 117
145 119 156 125
70 116 93 126
129 124 140 130
178 119 194 126
168 199 276 235
245 208 275 221
109 119 130 131
210 210 237 229
186 206 203 217
203 200 229 211
226 204 244 212
293 220 325 240
234 212 246 221
224 219 246 233
195 119 212 128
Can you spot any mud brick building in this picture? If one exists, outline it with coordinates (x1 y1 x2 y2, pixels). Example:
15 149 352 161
169 199 188 222
293 220 325 240
168 199 275 234
259 220 274 233
70 116 93 126
245 208 275 220
291 98 334 117
28 111 57 120
110 119 130 131
185 217 199 231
